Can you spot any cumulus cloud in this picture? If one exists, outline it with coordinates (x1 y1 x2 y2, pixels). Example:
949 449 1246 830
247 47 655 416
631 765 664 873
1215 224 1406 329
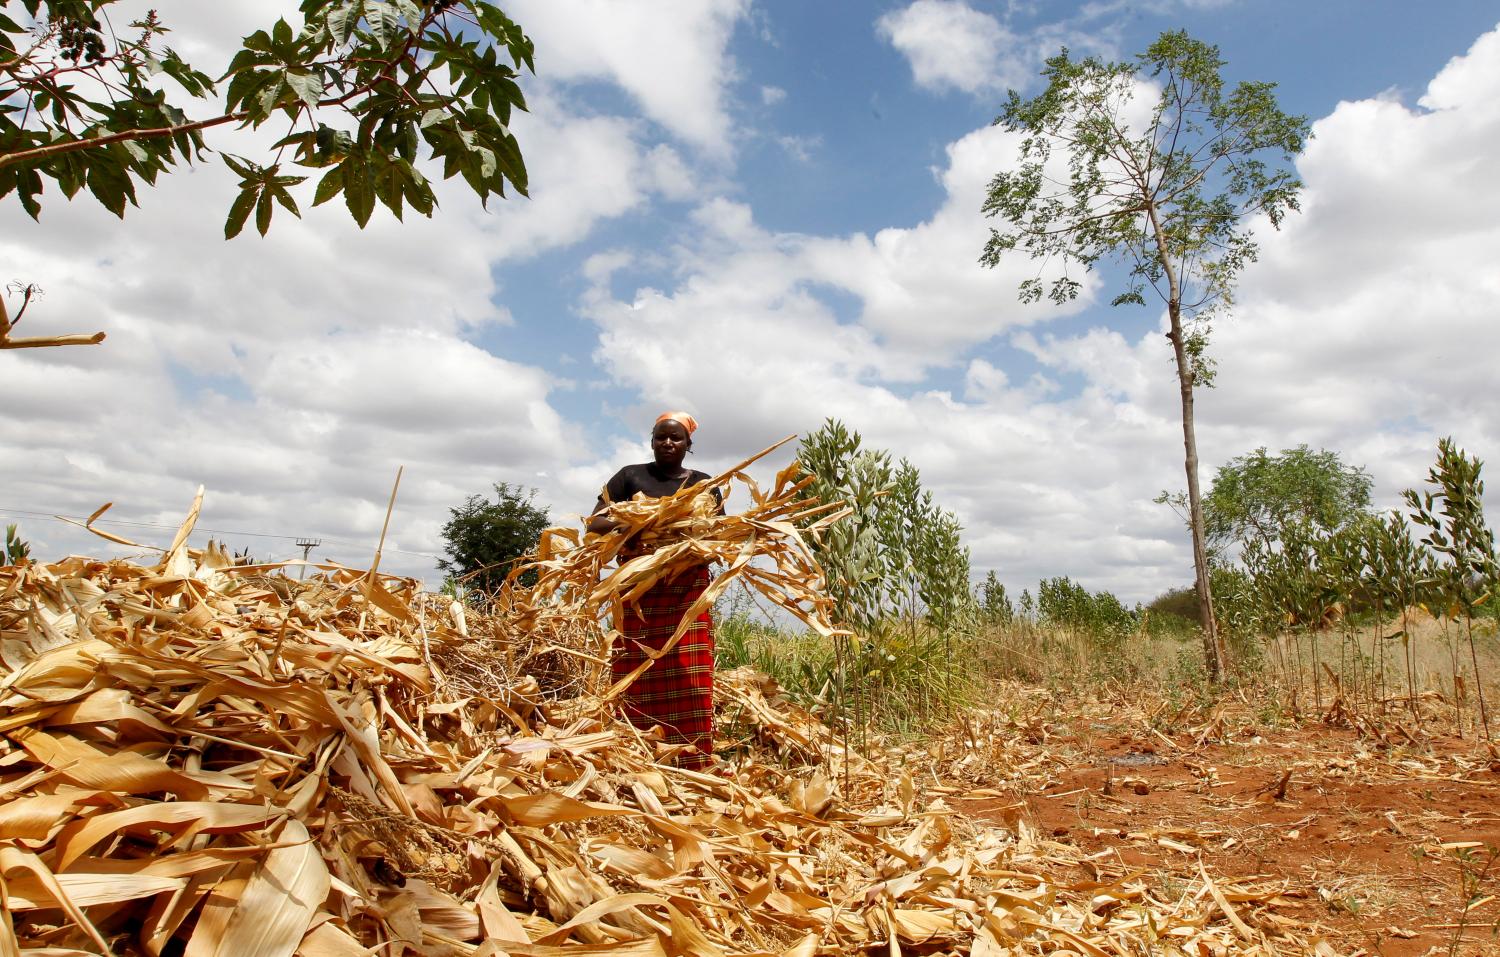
876 0 1017 95
494 99 698 259
0 168 580 576
503 0 749 157
573 24 1500 602
878 0 1122 98
1197 24 1500 504
0 53 634 581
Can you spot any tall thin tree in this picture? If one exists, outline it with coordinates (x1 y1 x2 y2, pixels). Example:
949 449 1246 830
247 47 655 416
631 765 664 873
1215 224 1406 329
979 31 1309 679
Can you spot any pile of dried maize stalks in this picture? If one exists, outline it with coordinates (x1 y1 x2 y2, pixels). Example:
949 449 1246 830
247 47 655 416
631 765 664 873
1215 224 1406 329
0 451 1342 956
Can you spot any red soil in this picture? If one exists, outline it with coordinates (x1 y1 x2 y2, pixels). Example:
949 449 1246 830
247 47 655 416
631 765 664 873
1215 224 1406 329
958 713 1500 956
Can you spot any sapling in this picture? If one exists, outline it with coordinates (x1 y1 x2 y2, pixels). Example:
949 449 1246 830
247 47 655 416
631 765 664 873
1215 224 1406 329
1405 438 1496 739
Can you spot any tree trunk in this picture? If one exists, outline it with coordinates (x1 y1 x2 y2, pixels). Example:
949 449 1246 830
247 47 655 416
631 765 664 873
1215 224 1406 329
1167 305 1226 680
1141 197 1225 680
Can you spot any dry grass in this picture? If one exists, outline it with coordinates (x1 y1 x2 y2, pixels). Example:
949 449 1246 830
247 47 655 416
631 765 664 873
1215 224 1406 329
0 480 1354 955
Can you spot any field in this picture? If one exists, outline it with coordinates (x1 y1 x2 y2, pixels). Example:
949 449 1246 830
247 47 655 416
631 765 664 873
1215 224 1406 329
958 697 1500 956
724 606 1500 956
4 497 1499 955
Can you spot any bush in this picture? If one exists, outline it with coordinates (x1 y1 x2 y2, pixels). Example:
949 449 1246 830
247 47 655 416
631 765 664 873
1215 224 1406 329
1146 586 1198 625
438 483 550 595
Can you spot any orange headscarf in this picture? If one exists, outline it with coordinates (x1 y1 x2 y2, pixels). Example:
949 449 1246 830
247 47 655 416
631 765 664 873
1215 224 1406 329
655 410 698 435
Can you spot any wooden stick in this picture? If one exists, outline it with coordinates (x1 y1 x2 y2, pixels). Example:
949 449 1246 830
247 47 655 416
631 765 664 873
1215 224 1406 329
367 466 404 584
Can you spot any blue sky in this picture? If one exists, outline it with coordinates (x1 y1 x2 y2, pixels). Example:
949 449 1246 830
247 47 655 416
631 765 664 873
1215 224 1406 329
3 1 1499 602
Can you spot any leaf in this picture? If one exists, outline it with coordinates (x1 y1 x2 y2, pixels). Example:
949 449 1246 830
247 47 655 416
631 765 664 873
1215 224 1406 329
341 156 375 227
254 187 275 235
2 871 184 910
53 802 285 872
0 846 113 954
0 791 97 841
534 893 665 946
285 70 324 110
363 0 400 47
312 166 345 206
225 185 258 239
499 792 636 827
183 819 329 957
8 727 229 802
327 1 362 45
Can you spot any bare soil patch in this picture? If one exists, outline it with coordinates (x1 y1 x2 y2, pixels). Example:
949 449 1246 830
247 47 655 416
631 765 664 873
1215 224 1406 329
956 709 1500 956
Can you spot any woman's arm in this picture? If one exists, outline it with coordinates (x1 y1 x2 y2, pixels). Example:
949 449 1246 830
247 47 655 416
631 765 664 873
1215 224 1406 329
587 498 620 535
589 469 632 535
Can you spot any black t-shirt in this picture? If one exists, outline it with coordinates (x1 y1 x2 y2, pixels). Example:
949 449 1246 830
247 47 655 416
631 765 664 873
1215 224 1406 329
599 463 714 506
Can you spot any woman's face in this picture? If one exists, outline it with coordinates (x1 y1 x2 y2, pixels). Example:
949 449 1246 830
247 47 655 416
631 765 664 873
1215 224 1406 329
652 420 691 469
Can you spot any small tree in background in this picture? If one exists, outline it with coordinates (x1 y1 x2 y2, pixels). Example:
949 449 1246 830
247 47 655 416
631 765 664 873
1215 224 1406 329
1200 445 1373 556
979 571 1014 625
438 483 549 596
1404 437 1496 738
796 419 896 637
796 419 975 633
980 30 1310 681
883 459 976 631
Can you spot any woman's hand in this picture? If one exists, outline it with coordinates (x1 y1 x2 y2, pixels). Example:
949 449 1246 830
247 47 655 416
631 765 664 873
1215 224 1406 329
616 534 647 561
587 512 620 535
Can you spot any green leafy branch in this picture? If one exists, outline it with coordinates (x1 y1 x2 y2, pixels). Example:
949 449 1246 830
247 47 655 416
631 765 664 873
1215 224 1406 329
1 1 534 238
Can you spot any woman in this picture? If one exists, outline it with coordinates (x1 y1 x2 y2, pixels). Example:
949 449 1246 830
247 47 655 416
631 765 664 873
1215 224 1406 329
588 411 718 771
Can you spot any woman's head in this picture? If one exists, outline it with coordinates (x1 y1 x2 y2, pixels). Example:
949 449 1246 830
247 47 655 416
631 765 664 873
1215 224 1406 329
652 411 697 468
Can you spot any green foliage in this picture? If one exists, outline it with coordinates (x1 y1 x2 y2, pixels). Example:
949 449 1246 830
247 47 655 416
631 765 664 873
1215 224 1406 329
1208 564 1266 666
1403 437 1498 617
1403 437 1496 734
437 482 549 595
1145 586 1198 627
715 611 982 737
1017 588 1035 621
3 524 31 565
796 419 895 634
1 2 533 236
1036 575 1136 648
980 29 1308 325
1242 517 1329 631
978 570 1013 625
796 419 976 633
884 459 976 630
1201 445 1373 554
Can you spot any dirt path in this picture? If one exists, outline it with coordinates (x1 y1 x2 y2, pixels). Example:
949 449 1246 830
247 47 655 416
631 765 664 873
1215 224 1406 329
954 711 1500 956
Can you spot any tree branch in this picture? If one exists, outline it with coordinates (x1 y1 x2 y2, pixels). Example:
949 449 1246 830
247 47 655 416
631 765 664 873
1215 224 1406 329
0 330 107 348
0 111 246 170
2 5 445 173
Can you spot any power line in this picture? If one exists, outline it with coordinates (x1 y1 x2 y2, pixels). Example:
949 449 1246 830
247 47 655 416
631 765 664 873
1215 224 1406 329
0 505 444 561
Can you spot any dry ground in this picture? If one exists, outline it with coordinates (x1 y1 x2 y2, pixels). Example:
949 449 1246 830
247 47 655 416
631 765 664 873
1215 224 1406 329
950 702 1500 956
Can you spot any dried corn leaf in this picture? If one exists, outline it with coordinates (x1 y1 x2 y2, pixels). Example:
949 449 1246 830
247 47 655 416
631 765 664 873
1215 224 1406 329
184 820 328 957
0 482 1339 957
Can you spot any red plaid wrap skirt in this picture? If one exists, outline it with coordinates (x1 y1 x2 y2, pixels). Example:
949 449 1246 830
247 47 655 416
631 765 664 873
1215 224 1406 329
612 565 715 770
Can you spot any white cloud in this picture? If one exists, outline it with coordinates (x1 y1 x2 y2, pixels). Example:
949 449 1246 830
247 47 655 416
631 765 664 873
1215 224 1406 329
775 134 820 163
878 1 1118 97
801 123 1092 360
494 100 699 259
9 5 1500 614
761 85 787 106
503 0 749 157
1195 24 1500 504
876 0 1015 95
572 24 1500 603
